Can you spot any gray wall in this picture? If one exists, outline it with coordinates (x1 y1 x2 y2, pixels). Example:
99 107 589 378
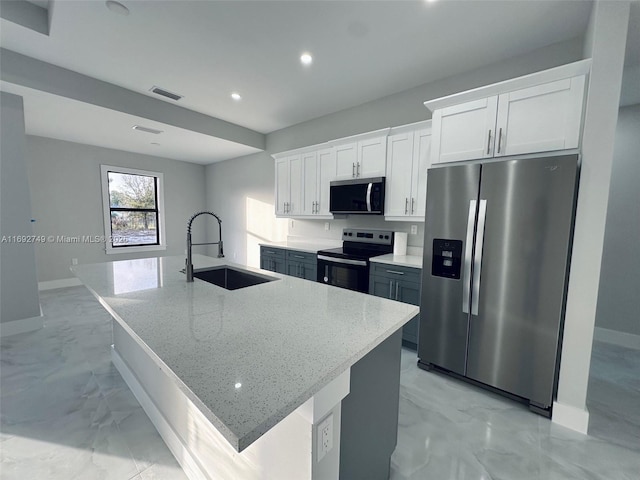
26 136 207 282
0 92 40 323
205 152 288 268
596 104 640 337
206 37 584 265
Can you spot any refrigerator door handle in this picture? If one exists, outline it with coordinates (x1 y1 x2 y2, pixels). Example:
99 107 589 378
471 199 487 316
462 200 477 314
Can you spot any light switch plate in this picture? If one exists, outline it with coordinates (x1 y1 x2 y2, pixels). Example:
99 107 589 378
410 225 418 235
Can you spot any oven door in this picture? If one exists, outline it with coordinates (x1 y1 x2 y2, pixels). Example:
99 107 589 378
317 255 369 293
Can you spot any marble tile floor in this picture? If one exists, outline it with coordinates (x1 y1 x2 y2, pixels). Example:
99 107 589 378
1 286 638 480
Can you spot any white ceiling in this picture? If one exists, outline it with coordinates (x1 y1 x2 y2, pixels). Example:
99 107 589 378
1 0 637 164
0 82 261 164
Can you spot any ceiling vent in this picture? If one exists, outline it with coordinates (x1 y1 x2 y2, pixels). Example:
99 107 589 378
150 86 183 101
132 125 163 135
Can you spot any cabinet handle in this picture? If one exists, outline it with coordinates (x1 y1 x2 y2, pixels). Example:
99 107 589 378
294 255 305 259
395 281 399 300
386 270 405 275
411 198 415 214
300 265 304 277
405 197 408 214
352 163 356 177
389 280 394 299
497 128 503 154
357 163 360 177
312 201 316 214
487 130 492 155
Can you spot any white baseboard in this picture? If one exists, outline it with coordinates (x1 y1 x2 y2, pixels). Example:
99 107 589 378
38 278 82 291
111 347 208 480
0 312 44 337
594 327 640 350
552 401 589 434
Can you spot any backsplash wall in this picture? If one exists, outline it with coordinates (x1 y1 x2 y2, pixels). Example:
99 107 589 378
289 217 424 253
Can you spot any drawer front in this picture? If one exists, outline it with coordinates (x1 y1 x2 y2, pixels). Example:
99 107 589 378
286 249 317 264
370 263 421 284
260 246 286 260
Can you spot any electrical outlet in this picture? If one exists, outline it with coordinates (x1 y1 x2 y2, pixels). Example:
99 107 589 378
410 225 418 235
71 258 78 265
325 222 330 231
317 413 333 461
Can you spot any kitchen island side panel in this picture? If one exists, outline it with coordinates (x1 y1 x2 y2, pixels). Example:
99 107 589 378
112 320 313 480
339 330 402 480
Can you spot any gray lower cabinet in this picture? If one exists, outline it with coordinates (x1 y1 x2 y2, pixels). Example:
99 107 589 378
260 246 317 280
260 246 286 274
285 250 317 280
369 263 421 349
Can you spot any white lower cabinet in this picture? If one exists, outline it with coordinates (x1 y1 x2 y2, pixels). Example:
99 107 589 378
385 121 432 221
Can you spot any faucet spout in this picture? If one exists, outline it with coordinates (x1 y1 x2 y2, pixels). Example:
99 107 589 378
186 211 224 282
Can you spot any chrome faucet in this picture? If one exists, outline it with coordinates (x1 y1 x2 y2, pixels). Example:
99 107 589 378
186 211 224 282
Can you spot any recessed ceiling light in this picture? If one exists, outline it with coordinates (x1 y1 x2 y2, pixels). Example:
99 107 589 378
231 92 242 101
105 1 130 16
300 53 313 66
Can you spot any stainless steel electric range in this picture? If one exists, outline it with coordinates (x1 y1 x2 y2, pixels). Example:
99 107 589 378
317 228 394 293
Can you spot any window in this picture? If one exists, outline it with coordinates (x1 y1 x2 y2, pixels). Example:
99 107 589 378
100 165 166 254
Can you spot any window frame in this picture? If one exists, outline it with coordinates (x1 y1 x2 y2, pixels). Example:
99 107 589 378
100 165 166 255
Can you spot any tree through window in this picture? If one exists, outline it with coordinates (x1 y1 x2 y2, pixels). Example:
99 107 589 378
101 165 165 253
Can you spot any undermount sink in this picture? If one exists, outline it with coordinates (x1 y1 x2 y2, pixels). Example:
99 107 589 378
192 266 278 290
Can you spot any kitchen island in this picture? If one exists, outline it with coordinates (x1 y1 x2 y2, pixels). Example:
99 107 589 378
72 255 418 480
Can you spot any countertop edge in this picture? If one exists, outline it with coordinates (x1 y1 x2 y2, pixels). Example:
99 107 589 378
237 304 418 451
370 254 423 269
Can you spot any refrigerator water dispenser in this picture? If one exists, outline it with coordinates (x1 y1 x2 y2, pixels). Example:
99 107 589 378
431 239 462 279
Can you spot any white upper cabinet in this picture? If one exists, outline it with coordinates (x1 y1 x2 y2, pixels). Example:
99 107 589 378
385 121 432 221
494 76 585 157
412 127 432 218
317 147 336 216
432 97 498 163
425 60 590 165
333 129 389 180
301 151 318 216
274 154 302 216
275 157 289 216
334 142 358 179
273 147 335 218
357 135 387 178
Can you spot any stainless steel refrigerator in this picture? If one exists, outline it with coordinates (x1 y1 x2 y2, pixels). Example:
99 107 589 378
417 154 578 415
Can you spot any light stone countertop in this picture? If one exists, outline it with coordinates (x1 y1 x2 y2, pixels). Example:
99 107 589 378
370 253 424 269
72 255 418 452
259 239 341 254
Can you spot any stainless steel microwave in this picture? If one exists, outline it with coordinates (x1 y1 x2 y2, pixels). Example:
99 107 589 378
329 177 385 215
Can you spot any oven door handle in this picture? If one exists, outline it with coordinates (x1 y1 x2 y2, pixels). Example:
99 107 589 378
317 255 367 267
